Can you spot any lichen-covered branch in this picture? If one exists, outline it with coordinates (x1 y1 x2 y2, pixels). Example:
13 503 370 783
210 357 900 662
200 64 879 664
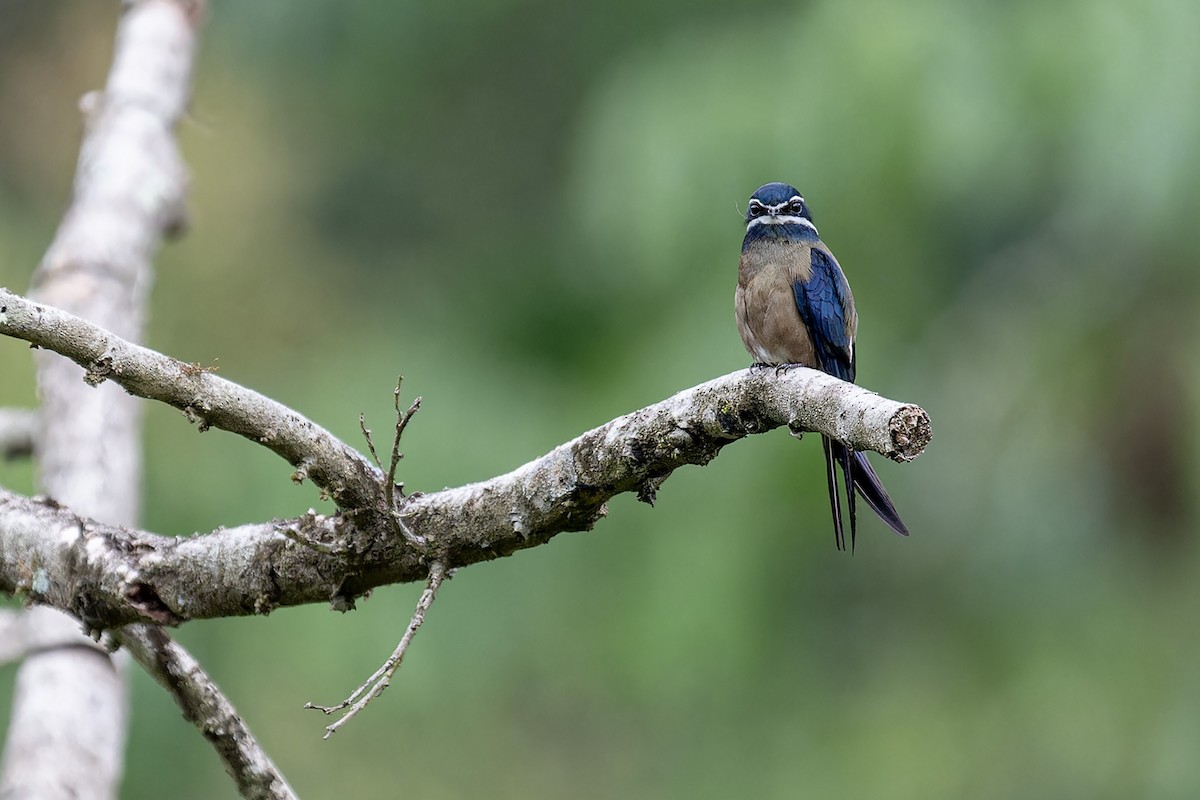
394 365 928 585
0 362 930 630
0 288 384 512
116 626 298 800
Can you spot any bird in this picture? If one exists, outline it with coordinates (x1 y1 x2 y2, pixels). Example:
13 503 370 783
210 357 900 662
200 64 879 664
735 181 908 550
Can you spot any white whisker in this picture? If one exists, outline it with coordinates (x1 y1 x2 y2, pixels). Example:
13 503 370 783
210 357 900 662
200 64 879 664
745 215 817 233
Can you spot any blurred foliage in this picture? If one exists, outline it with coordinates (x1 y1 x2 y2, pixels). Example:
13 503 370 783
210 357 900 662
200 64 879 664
1 0 1200 797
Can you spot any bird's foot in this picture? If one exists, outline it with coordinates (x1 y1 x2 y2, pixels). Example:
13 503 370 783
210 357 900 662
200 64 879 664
773 362 806 377
748 362 772 374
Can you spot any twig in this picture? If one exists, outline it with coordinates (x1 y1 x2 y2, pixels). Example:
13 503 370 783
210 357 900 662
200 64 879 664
356 376 423 545
387 377 422 501
359 413 383 470
117 625 298 800
384 377 423 545
305 561 447 738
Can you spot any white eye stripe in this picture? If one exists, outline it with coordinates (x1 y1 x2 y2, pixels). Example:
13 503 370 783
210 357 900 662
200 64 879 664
745 215 818 232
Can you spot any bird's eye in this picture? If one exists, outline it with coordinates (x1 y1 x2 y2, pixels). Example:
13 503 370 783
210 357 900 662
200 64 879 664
748 201 765 216
789 198 805 211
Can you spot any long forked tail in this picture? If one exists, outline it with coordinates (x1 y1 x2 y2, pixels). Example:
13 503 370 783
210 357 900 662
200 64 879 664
823 437 909 550
820 436 848 550
841 440 910 537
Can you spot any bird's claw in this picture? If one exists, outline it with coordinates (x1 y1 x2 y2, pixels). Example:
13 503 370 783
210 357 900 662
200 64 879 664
774 362 805 377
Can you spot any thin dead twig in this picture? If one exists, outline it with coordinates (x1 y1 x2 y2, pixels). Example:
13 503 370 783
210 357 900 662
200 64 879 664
305 560 447 738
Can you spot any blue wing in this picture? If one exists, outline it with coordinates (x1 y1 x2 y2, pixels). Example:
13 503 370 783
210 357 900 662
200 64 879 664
792 245 907 548
792 246 855 383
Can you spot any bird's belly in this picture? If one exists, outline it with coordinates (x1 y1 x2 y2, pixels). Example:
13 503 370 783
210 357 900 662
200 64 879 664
735 262 817 367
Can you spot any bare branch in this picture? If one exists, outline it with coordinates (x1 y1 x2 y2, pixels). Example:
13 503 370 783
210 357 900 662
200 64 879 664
306 561 447 738
117 626 298 800
0 367 930 630
0 409 36 460
0 288 384 511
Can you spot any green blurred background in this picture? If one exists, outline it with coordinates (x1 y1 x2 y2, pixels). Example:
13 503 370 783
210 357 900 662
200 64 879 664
2 0 1200 797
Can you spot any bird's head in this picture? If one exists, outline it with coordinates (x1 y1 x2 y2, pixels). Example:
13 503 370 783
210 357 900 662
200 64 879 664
745 182 813 226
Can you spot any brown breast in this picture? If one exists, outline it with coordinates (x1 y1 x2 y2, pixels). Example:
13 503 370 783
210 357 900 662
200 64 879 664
736 240 817 367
